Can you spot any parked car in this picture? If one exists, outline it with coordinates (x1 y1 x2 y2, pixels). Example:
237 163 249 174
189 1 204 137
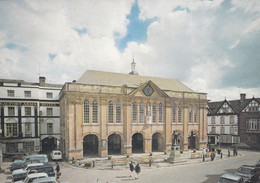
255 160 260 167
15 172 48 183
12 163 44 182
25 154 49 164
235 143 251 149
235 165 260 183
10 160 41 172
29 164 55 177
218 173 243 183
50 150 62 161
32 177 57 183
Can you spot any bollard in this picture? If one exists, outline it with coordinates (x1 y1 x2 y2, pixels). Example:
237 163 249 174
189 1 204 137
220 153 222 159
93 160 95 167
111 161 113 169
203 155 205 162
149 159 152 167
228 150 230 157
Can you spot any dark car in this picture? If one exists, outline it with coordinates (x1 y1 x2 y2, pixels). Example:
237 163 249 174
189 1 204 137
29 164 55 177
235 165 260 183
10 159 40 172
255 160 260 168
218 173 243 183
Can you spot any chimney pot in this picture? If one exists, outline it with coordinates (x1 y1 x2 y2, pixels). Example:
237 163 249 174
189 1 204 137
39 76 46 86
240 93 246 102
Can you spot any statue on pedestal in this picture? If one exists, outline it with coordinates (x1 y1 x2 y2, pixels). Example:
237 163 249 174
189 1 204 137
146 103 152 124
173 131 180 145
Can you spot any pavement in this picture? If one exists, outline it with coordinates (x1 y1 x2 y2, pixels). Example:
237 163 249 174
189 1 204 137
0 148 242 183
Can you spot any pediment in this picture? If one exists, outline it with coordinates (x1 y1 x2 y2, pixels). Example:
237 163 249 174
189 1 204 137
129 81 168 98
242 99 260 112
217 101 235 114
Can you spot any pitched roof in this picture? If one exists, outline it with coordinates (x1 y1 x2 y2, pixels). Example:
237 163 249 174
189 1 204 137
208 97 260 114
77 70 194 92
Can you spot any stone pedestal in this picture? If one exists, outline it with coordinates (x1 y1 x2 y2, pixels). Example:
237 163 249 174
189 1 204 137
166 144 179 164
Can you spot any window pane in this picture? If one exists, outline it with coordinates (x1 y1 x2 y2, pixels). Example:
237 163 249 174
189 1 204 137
47 123 53 134
139 102 144 123
24 91 31 97
46 92 53 98
7 90 15 97
8 107 15 116
25 107 31 116
84 100 90 123
172 104 176 123
108 101 113 123
132 102 137 123
178 104 182 123
159 103 163 123
47 108 53 116
116 101 121 123
152 103 157 123
93 100 98 123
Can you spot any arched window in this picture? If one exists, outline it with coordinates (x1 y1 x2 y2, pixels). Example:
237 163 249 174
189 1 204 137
194 105 198 123
132 102 137 123
92 100 98 123
116 101 121 123
172 104 176 123
178 104 182 123
189 104 193 123
108 101 113 123
152 103 157 123
159 103 163 123
84 100 89 123
139 102 144 123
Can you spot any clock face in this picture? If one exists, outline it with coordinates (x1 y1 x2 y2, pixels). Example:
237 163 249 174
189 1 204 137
143 84 154 96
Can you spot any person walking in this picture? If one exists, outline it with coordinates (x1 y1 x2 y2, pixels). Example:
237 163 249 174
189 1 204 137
129 161 134 177
202 148 206 162
135 163 141 180
55 162 61 179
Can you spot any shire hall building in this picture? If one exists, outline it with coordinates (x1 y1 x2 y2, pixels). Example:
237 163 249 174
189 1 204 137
59 62 208 159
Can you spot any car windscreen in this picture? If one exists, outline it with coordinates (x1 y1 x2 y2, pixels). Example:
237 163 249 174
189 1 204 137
219 177 239 183
238 167 253 174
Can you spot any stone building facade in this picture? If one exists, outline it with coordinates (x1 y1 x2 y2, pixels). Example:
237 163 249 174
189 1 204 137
60 69 208 159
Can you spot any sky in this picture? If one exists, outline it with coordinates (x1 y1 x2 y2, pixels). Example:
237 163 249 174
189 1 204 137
0 0 259 101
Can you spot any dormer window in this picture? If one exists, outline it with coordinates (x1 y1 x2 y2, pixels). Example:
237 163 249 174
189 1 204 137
46 92 53 99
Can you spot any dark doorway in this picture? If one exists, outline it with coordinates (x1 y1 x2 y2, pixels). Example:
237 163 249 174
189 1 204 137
132 133 144 153
42 136 57 153
152 132 163 152
188 131 196 149
108 134 121 155
83 134 98 157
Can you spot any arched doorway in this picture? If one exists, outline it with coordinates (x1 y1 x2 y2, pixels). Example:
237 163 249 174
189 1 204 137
188 131 196 149
83 134 98 157
42 136 57 153
108 134 121 155
152 132 163 152
132 133 144 153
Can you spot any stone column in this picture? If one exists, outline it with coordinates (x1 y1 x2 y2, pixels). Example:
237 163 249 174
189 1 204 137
165 100 172 153
123 99 132 155
100 98 108 157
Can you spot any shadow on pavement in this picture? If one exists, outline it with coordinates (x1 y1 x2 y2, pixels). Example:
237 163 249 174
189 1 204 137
202 169 236 183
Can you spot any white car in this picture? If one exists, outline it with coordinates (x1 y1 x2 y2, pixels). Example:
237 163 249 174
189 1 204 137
15 172 48 183
50 150 62 161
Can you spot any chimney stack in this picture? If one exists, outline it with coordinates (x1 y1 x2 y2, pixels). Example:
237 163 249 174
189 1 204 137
39 76 46 87
240 93 246 103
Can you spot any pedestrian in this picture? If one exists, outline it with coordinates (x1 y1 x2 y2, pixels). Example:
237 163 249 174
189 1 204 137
129 161 134 177
233 146 235 156
55 162 61 179
135 163 141 179
228 147 230 157
210 152 215 161
234 146 238 156
202 148 206 162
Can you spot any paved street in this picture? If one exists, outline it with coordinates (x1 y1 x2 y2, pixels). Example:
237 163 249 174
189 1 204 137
1 150 260 183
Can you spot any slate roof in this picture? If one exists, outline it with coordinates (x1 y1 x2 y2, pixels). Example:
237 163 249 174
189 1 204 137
77 70 194 92
208 97 260 114
0 79 62 88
